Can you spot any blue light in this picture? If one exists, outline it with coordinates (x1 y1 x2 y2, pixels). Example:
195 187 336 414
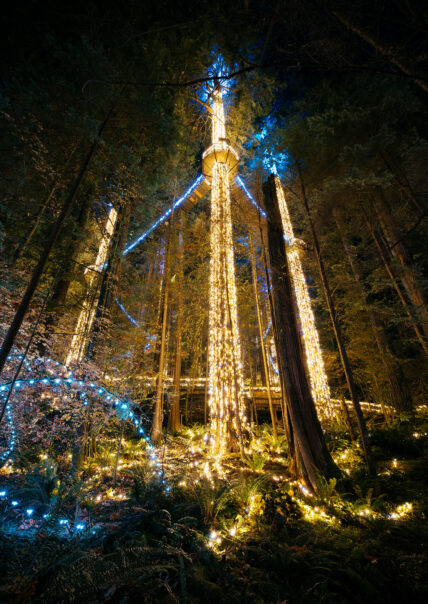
11 501 18 506
0 490 6 497
236 176 266 219
26 508 34 516
115 299 140 326
123 175 204 255
98 388 103 394
76 523 85 530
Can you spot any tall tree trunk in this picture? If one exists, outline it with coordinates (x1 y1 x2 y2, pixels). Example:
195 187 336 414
295 165 375 476
169 216 184 431
363 210 428 355
151 221 173 443
0 99 119 378
332 10 428 94
334 208 413 412
374 191 428 340
263 175 340 492
249 230 277 438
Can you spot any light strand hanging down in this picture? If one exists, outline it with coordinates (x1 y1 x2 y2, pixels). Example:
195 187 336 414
273 176 332 417
203 88 248 453
65 205 118 366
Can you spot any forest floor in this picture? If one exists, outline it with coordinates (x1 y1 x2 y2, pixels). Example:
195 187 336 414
0 416 427 603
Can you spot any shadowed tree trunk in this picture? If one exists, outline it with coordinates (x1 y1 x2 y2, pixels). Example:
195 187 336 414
263 175 340 492
295 165 376 477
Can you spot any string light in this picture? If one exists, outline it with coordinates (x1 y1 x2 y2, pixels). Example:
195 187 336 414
66 205 119 365
114 298 140 326
235 175 266 219
204 88 248 454
0 356 151 463
122 175 205 256
0 355 169 535
273 176 332 417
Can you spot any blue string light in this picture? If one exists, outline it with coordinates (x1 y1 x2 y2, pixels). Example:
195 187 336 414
0 354 171 535
0 355 151 464
235 176 266 219
115 299 140 326
123 175 204 256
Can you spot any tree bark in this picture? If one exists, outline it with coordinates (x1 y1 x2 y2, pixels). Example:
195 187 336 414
295 165 375 476
263 175 340 492
0 99 118 378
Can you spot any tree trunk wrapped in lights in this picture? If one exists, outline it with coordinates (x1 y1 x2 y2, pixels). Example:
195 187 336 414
263 174 339 491
203 87 248 454
65 204 118 365
273 175 333 419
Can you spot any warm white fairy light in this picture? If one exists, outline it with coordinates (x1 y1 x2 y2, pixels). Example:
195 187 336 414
66 205 118 365
273 176 332 417
205 88 248 453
